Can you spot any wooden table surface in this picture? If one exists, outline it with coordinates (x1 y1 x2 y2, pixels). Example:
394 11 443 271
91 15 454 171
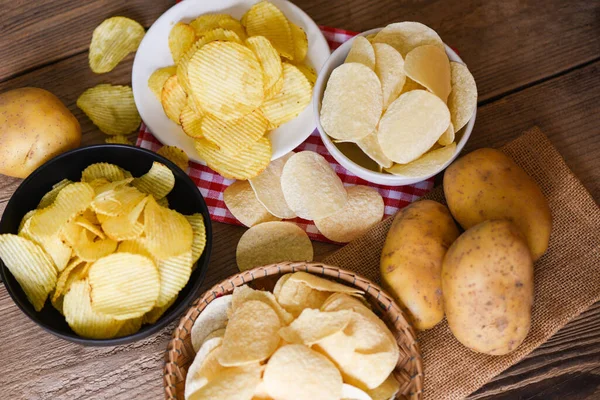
0 0 598 399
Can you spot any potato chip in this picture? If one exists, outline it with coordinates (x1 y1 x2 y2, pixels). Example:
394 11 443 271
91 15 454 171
290 272 364 295
188 41 263 121
143 294 177 325
373 43 406 109
37 179 72 209
89 16 145 73
365 33 377 42
105 135 132 145
89 253 160 320
52 257 86 302
224 181 279 228
260 63 312 128
373 21 444 57
278 308 352 345
218 300 281 366
132 161 175 200
231 285 293 325
92 177 133 195
249 152 296 219
438 122 455 146
169 22 197 63
157 145 189 170
273 273 292 300
155 250 192 307
290 22 308 62
148 66 177 100
72 230 118 262
186 337 226 398
354 133 393 169
194 136 271 180
345 36 376 70
320 63 382 141
378 90 450 163
245 1 294 60
245 36 283 92
385 142 456 177
82 163 125 183
280 151 347 220
342 384 372 400
404 44 451 102
179 104 204 138
77 84 141 135
366 374 401 400
448 61 478 132
263 344 343 400
275 281 332 318
184 213 206 264
188 362 261 400
73 215 105 239
143 196 193 259
161 75 188 124
191 294 232 352
19 213 72 272
201 109 268 156
114 316 143 337
294 63 317 86
18 210 36 234
190 14 236 36
217 18 247 41
264 79 283 103
399 76 426 95
236 221 313 271
0 234 57 311
91 185 145 217
101 196 148 241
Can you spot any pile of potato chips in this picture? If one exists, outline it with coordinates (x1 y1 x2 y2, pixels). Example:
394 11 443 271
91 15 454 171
149 1 315 180
0 162 206 339
186 272 401 400
321 22 477 177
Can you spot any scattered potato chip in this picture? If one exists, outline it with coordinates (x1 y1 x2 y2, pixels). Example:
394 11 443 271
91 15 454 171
169 22 197 63
345 36 376 70
105 135 132 145
231 285 293 325
290 22 308 62
245 36 283 92
188 361 261 400
179 104 204 138
373 43 406 109
186 336 226 398
161 75 188 124
157 145 189 170
191 294 231 352
448 61 478 132
78 84 141 135
156 250 192 306
224 181 280 228
148 66 177 99
320 63 382 141
314 185 384 243
385 142 456 177
354 133 393 169
37 179 72 209
278 308 352 345
245 1 294 60
236 221 313 271
378 90 450 164
132 161 175 200
366 374 401 400
438 122 455 146
89 17 145 73
82 163 126 183
280 151 347 220
185 213 206 264
373 21 444 56
201 109 268 156
194 137 271 180
404 44 451 102
249 152 296 219
294 63 317 86
144 196 193 259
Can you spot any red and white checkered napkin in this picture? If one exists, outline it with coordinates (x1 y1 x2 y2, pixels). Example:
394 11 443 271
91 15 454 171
136 26 435 243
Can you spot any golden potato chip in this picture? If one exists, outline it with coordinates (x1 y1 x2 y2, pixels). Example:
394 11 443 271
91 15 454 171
157 145 189 170
187 94 203 115
354 133 393 169
89 16 145 73
365 33 377 42
438 122 455 146
278 308 352 345
143 196 193 259
37 179 72 209
101 196 148 241
224 181 279 228
385 142 456 177
249 152 296 219
201 109 268 156
91 185 146 217
280 151 347 220
18 210 36 233
194 137 271 180
52 257 86 302
148 66 177 99
218 300 281 366
72 230 118 262
245 36 283 92
179 104 204 138
232 285 293 325
320 63 382 141
82 163 125 183
217 18 247 41
117 238 153 259
190 294 231 352
366 374 401 400
294 63 317 86
155 250 192 307
260 63 312 128
19 212 72 272
186 336 226 397
373 43 406 109
105 135 132 145
92 177 133 195
404 44 451 102
190 14 236 35
73 215 105 239
290 22 308 62
0 234 57 311
188 41 263 121
77 84 141 135
114 316 143 337
156 196 169 208
345 36 376 70
448 61 478 132
236 221 313 271
132 161 175 200
89 253 160 320
143 294 177 325
264 76 284 102
185 213 206 264
263 344 343 400
169 22 196 63
245 1 294 60
161 75 188 124
399 76 426 95
188 361 261 400
373 21 444 57
378 90 450 163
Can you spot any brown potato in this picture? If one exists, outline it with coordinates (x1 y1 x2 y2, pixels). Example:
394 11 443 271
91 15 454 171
380 200 460 330
443 148 552 261
442 220 534 355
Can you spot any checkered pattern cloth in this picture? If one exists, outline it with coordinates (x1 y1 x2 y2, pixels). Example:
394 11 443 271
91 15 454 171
136 26 435 243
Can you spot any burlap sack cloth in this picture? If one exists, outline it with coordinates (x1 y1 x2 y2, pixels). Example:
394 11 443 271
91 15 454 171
323 127 600 400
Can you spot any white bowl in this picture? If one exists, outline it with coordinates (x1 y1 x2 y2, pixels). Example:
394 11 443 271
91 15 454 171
132 0 331 165
313 28 476 186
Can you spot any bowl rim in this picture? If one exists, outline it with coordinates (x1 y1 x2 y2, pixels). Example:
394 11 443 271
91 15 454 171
0 144 213 346
313 27 477 186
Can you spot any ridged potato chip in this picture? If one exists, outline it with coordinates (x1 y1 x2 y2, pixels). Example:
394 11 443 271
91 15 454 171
169 22 197 63
345 36 376 70
280 151 347 220
264 76 284 102
217 18 247 41
132 161 175 200
290 22 308 62
37 179 72 209
89 17 145 73
373 21 444 56
148 66 177 99
19 213 72 272
404 44 451 102
249 152 296 219
82 163 126 183
161 75 188 124
236 221 312 271
385 142 456 177
179 104 204 138
231 285 293 325
89 252 160 320
72 229 118 262
18 210 36 234
52 257 86 302
115 316 143 337
373 43 406 109
190 294 231 352
74 215 105 239
202 110 268 156
157 145 189 171
320 63 382 141
366 374 401 400
77 84 141 135
185 213 207 264
294 63 317 86
0 234 57 311
353 133 393 169
143 196 193 259
245 36 283 92
156 250 192 306
92 185 146 217
278 308 352 346
101 196 148 241
314 185 384 243
190 14 236 36
188 360 261 400
105 135 132 145
448 61 478 132
245 1 294 60
438 122 455 146
260 63 312 128
143 294 177 325
224 181 280 228
194 137 271 180
378 90 450 164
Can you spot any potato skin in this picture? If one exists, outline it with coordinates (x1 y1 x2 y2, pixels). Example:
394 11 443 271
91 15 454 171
0 87 81 178
442 220 534 355
380 200 460 330
443 148 551 261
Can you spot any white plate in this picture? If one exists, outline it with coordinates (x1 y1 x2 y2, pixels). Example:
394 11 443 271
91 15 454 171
132 0 330 164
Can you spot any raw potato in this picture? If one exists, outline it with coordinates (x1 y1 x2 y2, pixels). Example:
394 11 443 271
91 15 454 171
442 220 534 355
443 148 552 261
0 88 81 178
380 200 459 330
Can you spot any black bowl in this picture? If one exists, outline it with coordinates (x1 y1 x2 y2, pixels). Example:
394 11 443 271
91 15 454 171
0 144 212 346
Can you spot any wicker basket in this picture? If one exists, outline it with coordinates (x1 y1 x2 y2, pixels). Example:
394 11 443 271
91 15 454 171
164 262 424 399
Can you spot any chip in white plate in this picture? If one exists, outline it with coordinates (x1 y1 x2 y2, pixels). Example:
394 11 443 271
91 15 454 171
354 133 393 169
372 21 444 56
345 36 376 70
404 44 451 102
373 43 406 109
385 143 456 178
438 122 455 146
448 61 478 132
